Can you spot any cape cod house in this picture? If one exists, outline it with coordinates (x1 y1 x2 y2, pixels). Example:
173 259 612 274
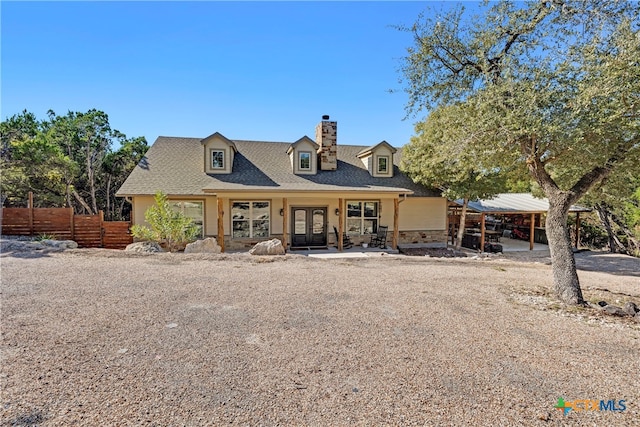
116 116 448 251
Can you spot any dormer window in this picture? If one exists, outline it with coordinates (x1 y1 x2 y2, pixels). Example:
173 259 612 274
377 156 389 174
357 141 397 178
299 152 311 170
202 132 237 174
287 136 319 175
211 149 225 169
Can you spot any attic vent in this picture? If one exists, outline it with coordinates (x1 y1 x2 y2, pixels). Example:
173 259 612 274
322 115 330 120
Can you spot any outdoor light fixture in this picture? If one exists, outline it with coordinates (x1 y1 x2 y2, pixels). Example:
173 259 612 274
335 208 340 216
279 208 284 216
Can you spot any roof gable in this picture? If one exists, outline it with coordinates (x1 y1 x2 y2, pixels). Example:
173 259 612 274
356 140 398 158
286 136 319 154
200 132 237 153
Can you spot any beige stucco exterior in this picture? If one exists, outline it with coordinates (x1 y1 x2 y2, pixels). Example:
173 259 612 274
397 197 447 230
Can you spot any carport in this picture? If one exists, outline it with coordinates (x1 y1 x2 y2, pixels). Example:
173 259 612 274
449 193 591 251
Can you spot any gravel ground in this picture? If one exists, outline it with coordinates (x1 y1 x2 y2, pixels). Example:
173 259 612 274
1 245 639 426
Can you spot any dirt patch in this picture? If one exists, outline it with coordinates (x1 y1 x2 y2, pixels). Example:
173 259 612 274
1 249 639 425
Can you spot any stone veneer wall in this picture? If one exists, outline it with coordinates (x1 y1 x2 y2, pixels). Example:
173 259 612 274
223 235 285 252
326 229 448 248
221 230 447 252
315 120 337 171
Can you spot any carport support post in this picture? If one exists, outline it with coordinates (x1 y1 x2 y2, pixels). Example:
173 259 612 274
282 198 288 251
217 197 225 253
575 212 581 250
338 198 344 251
529 213 535 251
480 213 486 252
393 198 399 250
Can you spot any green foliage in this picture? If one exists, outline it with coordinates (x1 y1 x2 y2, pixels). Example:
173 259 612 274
130 192 200 252
0 109 147 219
571 217 609 250
401 102 509 201
35 233 58 242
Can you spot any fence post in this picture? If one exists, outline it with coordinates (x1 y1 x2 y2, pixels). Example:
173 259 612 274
28 191 34 235
100 210 105 248
69 207 75 240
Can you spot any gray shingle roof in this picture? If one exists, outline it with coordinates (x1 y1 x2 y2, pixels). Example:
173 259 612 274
116 137 440 197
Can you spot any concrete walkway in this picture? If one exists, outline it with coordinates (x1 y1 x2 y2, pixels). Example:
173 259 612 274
288 246 399 259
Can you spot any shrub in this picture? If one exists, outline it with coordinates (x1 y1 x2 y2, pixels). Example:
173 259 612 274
131 191 199 252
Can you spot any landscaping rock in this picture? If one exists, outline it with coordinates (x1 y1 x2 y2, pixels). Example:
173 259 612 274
125 241 164 253
602 305 628 317
635 312 640 323
184 238 221 254
623 301 638 316
42 239 78 249
249 239 285 255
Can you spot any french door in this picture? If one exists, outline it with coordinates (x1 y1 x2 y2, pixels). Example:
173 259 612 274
291 207 327 247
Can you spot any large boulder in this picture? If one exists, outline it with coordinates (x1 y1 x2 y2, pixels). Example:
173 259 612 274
249 239 285 256
125 241 164 253
184 238 222 254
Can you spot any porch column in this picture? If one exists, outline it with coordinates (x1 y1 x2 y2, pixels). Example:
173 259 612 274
282 198 288 251
338 198 344 251
217 197 225 253
480 213 486 252
392 197 399 250
529 213 535 251
575 212 581 250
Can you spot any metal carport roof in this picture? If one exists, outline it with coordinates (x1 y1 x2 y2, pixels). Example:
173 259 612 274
452 193 591 214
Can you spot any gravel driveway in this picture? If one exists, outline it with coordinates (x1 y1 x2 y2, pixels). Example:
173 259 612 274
1 249 639 426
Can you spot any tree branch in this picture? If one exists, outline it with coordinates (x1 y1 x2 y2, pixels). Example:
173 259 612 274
71 188 94 215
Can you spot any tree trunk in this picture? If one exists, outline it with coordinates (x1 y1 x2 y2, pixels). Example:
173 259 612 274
522 136 621 304
455 197 469 250
546 196 585 305
594 203 627 254
105 176 111 221
87 153 98 215
65 183 72 208
609 210 640 256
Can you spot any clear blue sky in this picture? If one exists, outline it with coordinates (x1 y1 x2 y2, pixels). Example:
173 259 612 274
2 1 457 147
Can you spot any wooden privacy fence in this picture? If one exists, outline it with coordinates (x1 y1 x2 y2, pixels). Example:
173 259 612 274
0 207 132 249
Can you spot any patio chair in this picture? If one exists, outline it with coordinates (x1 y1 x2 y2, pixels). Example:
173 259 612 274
333 226 353 249
369 225 388 249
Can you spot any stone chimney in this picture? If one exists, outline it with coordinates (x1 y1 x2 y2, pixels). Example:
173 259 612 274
316 115 337 171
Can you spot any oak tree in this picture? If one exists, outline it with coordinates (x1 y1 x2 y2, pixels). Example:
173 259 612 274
398 0 640 304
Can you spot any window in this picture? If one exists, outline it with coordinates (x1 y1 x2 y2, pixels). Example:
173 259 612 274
232 201 270 238
211 149 225 169
170 201 204 237
299 151 311 170
346 201 378 235
377 156 389 174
